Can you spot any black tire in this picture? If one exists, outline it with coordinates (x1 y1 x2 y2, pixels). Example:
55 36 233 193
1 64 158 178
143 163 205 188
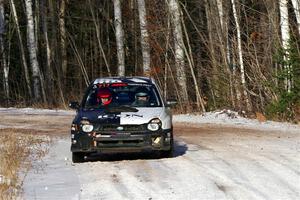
160 148 173 158
160 133 174 158
72 152 86 163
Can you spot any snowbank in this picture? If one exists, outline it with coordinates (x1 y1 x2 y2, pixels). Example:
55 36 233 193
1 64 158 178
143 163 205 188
0 107 75 116
174 109 300 133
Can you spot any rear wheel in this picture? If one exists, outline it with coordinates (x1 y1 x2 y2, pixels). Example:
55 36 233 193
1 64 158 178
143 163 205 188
72 152 86 163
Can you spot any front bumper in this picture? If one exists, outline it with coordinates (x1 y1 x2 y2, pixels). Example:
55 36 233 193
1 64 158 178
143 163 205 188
71 128 172 153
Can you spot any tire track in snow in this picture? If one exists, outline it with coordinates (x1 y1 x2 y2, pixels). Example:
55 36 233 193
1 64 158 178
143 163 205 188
182 151 270 200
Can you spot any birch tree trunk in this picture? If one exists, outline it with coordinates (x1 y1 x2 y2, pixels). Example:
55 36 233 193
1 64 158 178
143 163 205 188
216 0 235 107
279 0 291 92
137 0 151 76
10 0 32 98
168 0 188 104
231 0 251 111
216 0 231 71
113 0 125 76
291 0 300 35
25 0 43 102
41 0 54 103
0 0 9 99
88 0 111 76
181 16 206 112
59 0 68 78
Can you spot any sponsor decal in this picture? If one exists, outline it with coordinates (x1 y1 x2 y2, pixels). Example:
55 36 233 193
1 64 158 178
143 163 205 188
124 114 143 118
98 114 121 119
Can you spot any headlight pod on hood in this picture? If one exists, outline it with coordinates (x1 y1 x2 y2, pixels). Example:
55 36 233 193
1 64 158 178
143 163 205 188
147 118 161 131
80 120 94 133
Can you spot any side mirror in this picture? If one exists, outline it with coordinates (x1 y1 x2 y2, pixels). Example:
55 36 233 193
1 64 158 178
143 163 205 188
166 99 177 107
69 101 80 110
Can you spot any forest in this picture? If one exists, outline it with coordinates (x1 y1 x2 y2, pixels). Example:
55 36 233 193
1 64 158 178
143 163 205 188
0 0 299 121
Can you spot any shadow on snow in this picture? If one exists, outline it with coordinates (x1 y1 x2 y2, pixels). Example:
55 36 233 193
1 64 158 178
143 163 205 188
83 140 188 162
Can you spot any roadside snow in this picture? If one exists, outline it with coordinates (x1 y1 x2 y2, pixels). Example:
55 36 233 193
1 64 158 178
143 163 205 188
0 107 74 116
174 109 300 133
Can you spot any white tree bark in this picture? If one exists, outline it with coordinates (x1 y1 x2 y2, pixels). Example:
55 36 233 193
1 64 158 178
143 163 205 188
216 0 231 65
10 0 32 97
25 0 43 101
0 0 9 98
231 0 251 111
59 0 68 78
168 0 188 103
216 0 224 28
113 0 125 76
291 0 300 35
137 0 151 76
216 0 235 107
279 0 291 92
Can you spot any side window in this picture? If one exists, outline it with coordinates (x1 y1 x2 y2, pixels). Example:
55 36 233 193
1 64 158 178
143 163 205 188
85 89 97 107
151 87 162 107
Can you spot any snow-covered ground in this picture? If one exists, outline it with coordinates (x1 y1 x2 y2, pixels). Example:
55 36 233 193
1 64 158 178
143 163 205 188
0 107 75 116
174 109 299 133
0 108 299 200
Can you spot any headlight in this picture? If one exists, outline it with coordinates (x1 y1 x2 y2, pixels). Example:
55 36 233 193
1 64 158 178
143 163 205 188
82 124 94 133
147 118 161 131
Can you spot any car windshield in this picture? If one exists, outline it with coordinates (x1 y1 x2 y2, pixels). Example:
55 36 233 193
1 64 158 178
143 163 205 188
83 83 162 109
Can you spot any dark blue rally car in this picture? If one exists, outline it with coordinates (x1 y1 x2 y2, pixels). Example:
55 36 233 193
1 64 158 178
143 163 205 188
69 77 177 163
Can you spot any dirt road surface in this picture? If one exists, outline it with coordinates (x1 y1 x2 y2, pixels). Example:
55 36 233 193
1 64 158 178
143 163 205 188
0 109 299 200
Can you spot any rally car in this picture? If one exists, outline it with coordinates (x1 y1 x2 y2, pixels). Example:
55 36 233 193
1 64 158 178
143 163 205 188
69 77 176 163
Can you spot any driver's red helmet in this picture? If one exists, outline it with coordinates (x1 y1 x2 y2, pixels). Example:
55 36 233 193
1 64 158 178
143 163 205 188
97 88 112 106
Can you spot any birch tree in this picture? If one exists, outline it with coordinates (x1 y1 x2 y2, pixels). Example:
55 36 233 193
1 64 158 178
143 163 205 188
216 0 231 72
279 0 291 92
0 0 9 98
216 0 235 107
291 0 300 35
25 0 44 101
137 0 151 75
59 0 68 78
41 0 55 103
168 0 188 103
10 0 32 97
88 0 111 76
113 0 125 76
231 0 251 111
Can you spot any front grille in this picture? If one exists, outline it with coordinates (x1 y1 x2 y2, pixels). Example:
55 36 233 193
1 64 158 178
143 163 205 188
94 124 146 132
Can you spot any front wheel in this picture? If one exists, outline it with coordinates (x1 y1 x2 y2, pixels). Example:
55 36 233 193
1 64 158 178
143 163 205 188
72 152 86 163
160 132 174 158
160 148 173 158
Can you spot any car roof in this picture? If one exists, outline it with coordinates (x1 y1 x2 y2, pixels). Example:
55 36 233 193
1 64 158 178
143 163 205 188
92 76 155 85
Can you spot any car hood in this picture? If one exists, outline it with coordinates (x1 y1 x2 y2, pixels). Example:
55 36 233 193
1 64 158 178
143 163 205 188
77 107 164 125
120 107 163 125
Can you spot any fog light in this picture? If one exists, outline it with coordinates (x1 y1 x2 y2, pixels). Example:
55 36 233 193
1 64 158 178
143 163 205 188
152 137 161 146
72 140 77 144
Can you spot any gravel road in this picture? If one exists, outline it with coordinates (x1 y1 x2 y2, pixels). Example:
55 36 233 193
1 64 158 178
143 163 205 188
0 109 299 200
